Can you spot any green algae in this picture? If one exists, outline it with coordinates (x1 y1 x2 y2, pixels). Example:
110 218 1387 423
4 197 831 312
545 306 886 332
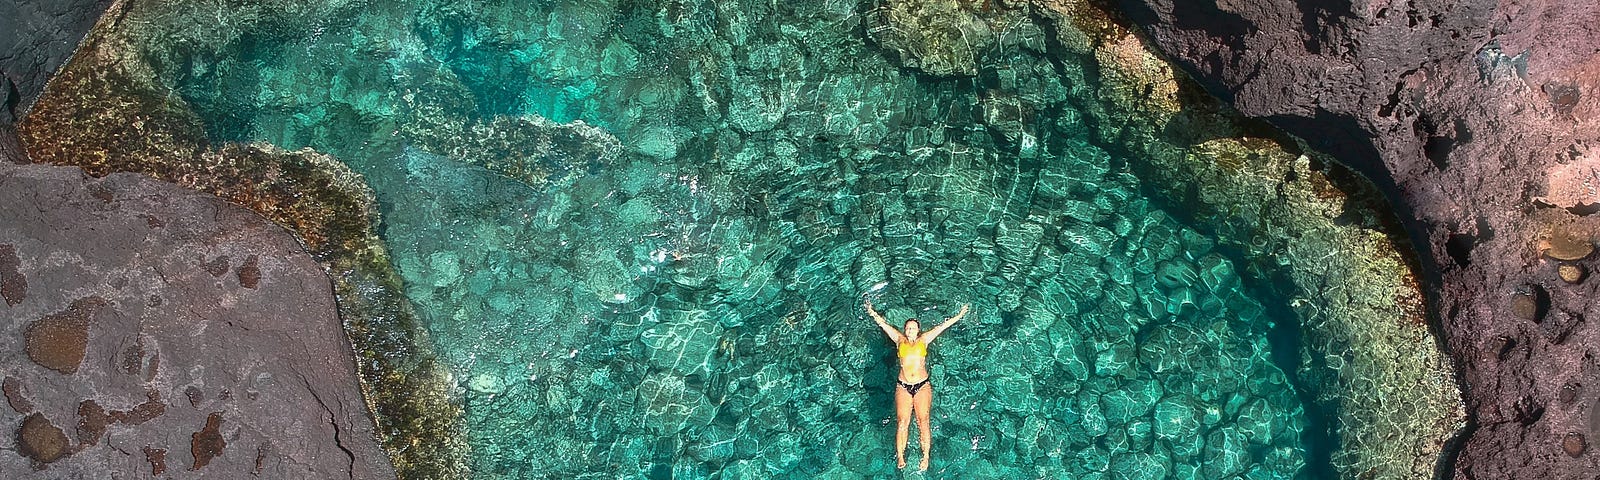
15 0 1464 478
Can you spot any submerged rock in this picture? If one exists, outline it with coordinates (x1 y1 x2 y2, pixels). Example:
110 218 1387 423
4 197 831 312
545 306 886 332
865 0 994 77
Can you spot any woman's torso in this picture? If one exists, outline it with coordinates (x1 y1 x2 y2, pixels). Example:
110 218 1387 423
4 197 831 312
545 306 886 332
897 337 929 383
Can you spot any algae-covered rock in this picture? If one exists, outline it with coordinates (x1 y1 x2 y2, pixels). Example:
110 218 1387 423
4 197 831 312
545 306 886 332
1559 263 1585 284
865 0 996 77
1546 226 1595 261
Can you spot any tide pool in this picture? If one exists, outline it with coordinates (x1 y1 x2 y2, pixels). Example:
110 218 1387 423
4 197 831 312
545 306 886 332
119 0 1321 477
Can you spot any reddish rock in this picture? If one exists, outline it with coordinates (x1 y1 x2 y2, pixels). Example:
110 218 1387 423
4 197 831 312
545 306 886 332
1118 0 1600 476
119 341 143 375
1559 382 1580 405
184 385 203 408
142 446 167 475
236 254 261 289
1566 432 1588 458
2 375 31 413
189 412 226 471
112 389 167 426
203 255 231 277
76 399 109 446
0 243 23 306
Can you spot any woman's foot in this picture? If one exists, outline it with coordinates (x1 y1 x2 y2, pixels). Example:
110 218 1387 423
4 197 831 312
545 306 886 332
919 457 929 471
897 457 906 469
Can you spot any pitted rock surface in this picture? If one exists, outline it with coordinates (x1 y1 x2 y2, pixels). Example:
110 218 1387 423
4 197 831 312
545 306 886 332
0 161 393 478
1118 0 1600 477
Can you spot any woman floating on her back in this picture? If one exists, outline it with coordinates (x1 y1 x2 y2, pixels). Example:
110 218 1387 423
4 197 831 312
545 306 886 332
866 298 969 471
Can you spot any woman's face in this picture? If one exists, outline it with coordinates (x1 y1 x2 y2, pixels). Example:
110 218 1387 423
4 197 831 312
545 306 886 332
904 320 920 338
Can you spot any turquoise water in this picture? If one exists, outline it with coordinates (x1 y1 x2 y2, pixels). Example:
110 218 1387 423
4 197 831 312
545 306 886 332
160 0 1308 477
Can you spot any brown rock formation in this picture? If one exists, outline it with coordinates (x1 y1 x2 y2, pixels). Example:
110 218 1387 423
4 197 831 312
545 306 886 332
1116 0 1600 477
23 296 104 375
0 243 23 305
189 412 225 471
16 413 68 465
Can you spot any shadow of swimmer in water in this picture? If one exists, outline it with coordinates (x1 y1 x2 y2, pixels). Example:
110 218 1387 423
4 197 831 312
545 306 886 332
865 285 971 472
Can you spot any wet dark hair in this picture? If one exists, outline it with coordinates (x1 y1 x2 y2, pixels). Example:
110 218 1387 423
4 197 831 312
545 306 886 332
904 319 920 328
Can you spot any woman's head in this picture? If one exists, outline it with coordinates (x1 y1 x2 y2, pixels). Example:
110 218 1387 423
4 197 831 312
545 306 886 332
904 319 920 337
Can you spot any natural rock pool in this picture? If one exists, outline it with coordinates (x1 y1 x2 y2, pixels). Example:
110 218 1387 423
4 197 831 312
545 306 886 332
15 0 1465 478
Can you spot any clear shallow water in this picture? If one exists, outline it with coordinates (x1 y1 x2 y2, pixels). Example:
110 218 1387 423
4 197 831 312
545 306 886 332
162 0 1309 477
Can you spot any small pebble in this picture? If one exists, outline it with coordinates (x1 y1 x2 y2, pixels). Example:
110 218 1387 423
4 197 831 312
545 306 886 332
1559 263 1585 284
1564 432 1587 458
1559 383 1581 405
1511 293 1539 321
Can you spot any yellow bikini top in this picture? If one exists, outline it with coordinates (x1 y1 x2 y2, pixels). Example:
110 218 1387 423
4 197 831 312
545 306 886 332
898 339 927 358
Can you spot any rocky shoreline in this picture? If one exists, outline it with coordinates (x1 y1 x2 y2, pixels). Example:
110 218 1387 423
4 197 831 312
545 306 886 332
1117 0 1600 477
0 160 395 478
1 1 466 476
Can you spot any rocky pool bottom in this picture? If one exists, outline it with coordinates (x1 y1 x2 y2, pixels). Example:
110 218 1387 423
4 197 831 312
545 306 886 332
381 144 1310 478
8 0 1467 477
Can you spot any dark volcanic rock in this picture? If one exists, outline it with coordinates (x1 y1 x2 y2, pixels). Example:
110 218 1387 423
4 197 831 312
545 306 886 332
0 123 23 165
1 75 14 124
0 162 394 478
1118 0 1600 477
0 0 115 120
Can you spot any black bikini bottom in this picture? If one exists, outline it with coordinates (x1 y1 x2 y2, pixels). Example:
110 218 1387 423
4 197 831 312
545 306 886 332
898 378 930 396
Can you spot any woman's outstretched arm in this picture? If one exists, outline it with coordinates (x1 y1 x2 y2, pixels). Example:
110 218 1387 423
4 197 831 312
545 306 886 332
866 299 903 343
922 303 970 344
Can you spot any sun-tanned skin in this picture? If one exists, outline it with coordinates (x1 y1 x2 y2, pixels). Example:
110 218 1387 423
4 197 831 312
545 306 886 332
867 299 969 471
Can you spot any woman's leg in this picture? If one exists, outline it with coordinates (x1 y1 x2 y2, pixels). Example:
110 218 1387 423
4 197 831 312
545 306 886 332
914 385 933 471
895 384 912 468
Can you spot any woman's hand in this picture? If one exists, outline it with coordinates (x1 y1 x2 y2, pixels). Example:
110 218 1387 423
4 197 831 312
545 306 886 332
922 303 969 344
950 303 970 322
866 299 884 321
867 299 901 342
